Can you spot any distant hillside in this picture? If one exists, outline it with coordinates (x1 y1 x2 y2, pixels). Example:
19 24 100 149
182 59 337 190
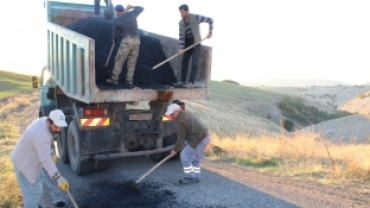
0 70 35 99
244 78 348 87
268 85 370 107
183 81 286 137
304 114 370 143
339 91 370 115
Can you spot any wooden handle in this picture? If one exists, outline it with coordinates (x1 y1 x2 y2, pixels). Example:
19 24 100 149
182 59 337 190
135 154 172 184
105 42 115 67
66 189 79 208
152 37 208 70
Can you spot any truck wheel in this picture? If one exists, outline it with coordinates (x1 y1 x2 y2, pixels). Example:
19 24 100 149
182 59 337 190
57 127 69 163
149 152 166 162
149 134 178 162
94 160 111 172
68 120 93 175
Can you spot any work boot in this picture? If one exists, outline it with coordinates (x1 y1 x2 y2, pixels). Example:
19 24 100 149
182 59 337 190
173 81 185 87
184 82 194 88
106 78 119 86
178 177 199 185
126 82 140 90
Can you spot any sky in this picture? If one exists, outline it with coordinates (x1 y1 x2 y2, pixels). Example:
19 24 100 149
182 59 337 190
0 0 369 85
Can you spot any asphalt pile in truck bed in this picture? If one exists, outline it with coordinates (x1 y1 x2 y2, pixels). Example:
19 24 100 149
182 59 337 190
67 17 177 89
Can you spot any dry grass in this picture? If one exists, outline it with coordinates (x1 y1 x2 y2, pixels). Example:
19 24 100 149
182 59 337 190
0 96 34 207
206 131 370 185
0 96 31 119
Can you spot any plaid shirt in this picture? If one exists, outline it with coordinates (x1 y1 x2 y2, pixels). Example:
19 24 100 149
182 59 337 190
113 6 144 40
179 14 213 49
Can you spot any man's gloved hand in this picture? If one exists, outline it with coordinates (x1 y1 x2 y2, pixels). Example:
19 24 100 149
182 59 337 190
51 155 57 164
57 176 70 192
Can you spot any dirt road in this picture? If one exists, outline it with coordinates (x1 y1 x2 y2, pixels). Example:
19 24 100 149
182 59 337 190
11 96 370 208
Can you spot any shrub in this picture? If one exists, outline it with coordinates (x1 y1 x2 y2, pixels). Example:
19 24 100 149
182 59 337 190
278 97 351 125
281 119 294 131
358 94 365 99
222 80 239 85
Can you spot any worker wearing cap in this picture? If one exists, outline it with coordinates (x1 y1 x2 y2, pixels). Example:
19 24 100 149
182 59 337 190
106 4 144 88
11 110 70 208
173 4 213 89
165 104 210 184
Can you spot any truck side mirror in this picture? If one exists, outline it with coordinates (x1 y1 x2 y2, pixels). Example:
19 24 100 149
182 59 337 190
32 76 39 88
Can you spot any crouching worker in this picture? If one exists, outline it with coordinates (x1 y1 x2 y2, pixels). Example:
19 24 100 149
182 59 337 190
165 104 210 184
11 110 70 208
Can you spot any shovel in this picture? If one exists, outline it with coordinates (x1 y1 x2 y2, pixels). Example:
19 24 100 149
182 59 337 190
53 142 79 208
103 0 114 19
125 154 172 192
150 37 208 70
104 42 115 69
66 189 79 208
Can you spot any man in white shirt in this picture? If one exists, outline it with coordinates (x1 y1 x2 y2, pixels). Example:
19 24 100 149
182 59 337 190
11 109 70 208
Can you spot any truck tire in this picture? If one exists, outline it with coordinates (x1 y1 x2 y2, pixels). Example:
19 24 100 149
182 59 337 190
149 134 179 162
94 160 111 172
68 120 94 175
56 127 69 163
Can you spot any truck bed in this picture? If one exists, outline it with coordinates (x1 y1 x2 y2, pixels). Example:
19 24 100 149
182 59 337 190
45 1 212 103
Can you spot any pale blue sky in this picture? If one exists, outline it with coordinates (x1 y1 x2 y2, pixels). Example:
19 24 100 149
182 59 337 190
0 0 369 85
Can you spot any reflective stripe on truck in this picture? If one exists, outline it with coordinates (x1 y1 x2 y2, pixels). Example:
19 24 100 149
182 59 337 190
80 118 109 127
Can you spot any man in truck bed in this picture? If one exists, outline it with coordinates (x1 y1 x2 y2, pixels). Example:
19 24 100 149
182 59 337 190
106 4 144 88
11 110 70 208
166 104 211 184
174 4 213 88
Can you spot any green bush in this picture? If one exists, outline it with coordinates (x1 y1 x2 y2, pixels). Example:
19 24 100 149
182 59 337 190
282 119 294 131
222 80 240 85
278 97 351 125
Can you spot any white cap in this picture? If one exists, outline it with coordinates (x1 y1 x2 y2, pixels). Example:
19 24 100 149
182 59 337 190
165 104 181 116
49 109 68 127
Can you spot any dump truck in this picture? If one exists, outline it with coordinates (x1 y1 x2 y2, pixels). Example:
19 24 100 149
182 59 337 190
32 1 212 175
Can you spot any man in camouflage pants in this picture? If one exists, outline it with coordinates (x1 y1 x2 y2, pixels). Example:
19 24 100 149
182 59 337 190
107 4 144 88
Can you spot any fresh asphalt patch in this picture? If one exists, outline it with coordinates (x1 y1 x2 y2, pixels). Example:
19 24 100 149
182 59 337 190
78 181 179 208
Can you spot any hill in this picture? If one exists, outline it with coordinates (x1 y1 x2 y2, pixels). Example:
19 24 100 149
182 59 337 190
303 114 370 143
0 70 35 99
244 78 348 87
184 81 286 136
339 91 370 115
268 85 370 107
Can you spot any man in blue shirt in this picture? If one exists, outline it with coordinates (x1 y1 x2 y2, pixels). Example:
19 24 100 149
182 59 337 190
107 4 144 88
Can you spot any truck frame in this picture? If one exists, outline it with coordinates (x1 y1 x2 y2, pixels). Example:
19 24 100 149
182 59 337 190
33 0 212 175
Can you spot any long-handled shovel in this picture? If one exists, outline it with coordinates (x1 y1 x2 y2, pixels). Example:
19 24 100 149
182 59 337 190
66 189 79 208
53 142 79 208
151 37 208 70
103 0 114 19
104 42 115 69
125 154 172 192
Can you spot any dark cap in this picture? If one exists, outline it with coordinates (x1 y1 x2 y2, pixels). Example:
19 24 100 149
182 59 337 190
115 4 125 12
